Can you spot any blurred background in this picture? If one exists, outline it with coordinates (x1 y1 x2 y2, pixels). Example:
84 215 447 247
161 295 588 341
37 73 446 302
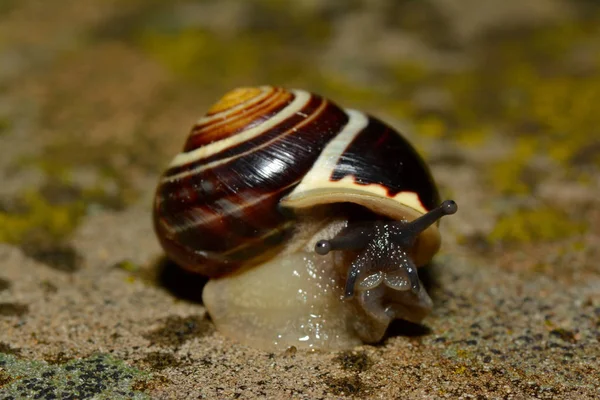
1 0 600 281
1 1 599 398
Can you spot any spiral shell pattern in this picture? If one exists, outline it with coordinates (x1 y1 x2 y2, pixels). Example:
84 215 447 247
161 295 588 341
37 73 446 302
154 86 440 277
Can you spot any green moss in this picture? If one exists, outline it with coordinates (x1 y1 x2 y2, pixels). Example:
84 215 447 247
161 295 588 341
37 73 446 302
454 365 468 375
16 135 143 209
489 207 587 244
414 116 447 139
381 14 600 178
383 16 600 224
138 29 221 81
456 126 492 148
0 0 16 14
113 259 140 273
474 23 599 159
0 117 11 136
0 190 85 244
2 139 141 246
313 73 382 109
487 138 539 195
130 0 338 88
0 353 151 399
257 0 333 42
389 62 431 87
136 28 302 88
0 171 133 245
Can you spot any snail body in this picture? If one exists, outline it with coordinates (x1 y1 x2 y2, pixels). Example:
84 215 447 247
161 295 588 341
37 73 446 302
154 86 457 351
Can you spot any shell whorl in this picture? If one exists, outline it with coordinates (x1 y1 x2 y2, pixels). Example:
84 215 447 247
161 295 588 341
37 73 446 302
153 86 440 277
154 87 349 276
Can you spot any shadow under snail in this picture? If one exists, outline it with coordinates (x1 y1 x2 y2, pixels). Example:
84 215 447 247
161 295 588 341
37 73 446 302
153 86 457 351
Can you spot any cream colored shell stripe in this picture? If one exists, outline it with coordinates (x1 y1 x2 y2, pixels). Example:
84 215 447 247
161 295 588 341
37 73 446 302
196 86 274 124
281 109 428 215
164 89 312 181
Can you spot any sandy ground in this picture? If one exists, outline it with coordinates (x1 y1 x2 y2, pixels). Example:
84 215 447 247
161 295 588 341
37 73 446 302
1 1 599 399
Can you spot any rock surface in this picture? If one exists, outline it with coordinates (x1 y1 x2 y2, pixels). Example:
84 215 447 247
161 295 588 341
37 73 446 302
0 0 599 398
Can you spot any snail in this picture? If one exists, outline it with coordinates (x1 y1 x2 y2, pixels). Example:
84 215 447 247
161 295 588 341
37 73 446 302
153 86 457 351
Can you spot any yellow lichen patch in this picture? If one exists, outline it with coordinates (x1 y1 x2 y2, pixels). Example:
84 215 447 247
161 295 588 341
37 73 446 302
113 259 139 273
388 62 431 88
454 365 467 375
455 126 490 148
487 138 539 195
382 99 413 122
415 116 446 139
489 207 587 244
0 167 131 245
489 23 600 166
137 28 262 85
0 117 11 136
18 139 140 209
533 78 600 165
436 72 484 128
136 28 302 89
455 349 472 360
0 191 85 244
378 15 600 174
312 73 382 111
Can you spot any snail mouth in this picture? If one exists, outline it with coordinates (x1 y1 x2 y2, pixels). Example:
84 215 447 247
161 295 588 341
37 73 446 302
354 268 414 293
348 245 433 329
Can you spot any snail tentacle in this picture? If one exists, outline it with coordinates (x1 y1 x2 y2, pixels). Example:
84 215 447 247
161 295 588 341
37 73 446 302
315 224 375 255
388 200 457 247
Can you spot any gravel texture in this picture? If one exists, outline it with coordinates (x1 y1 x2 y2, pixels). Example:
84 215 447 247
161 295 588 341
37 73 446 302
0 1 599 399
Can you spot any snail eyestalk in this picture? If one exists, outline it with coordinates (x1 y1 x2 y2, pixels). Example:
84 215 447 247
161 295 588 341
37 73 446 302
314 200 458 300
315 224 374 255
393 200 457 247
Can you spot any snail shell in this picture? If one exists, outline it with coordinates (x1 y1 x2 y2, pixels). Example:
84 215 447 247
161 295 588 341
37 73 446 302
153 86 456 351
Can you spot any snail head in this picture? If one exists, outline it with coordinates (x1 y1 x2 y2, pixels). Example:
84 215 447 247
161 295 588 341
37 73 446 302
315 200 457 323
